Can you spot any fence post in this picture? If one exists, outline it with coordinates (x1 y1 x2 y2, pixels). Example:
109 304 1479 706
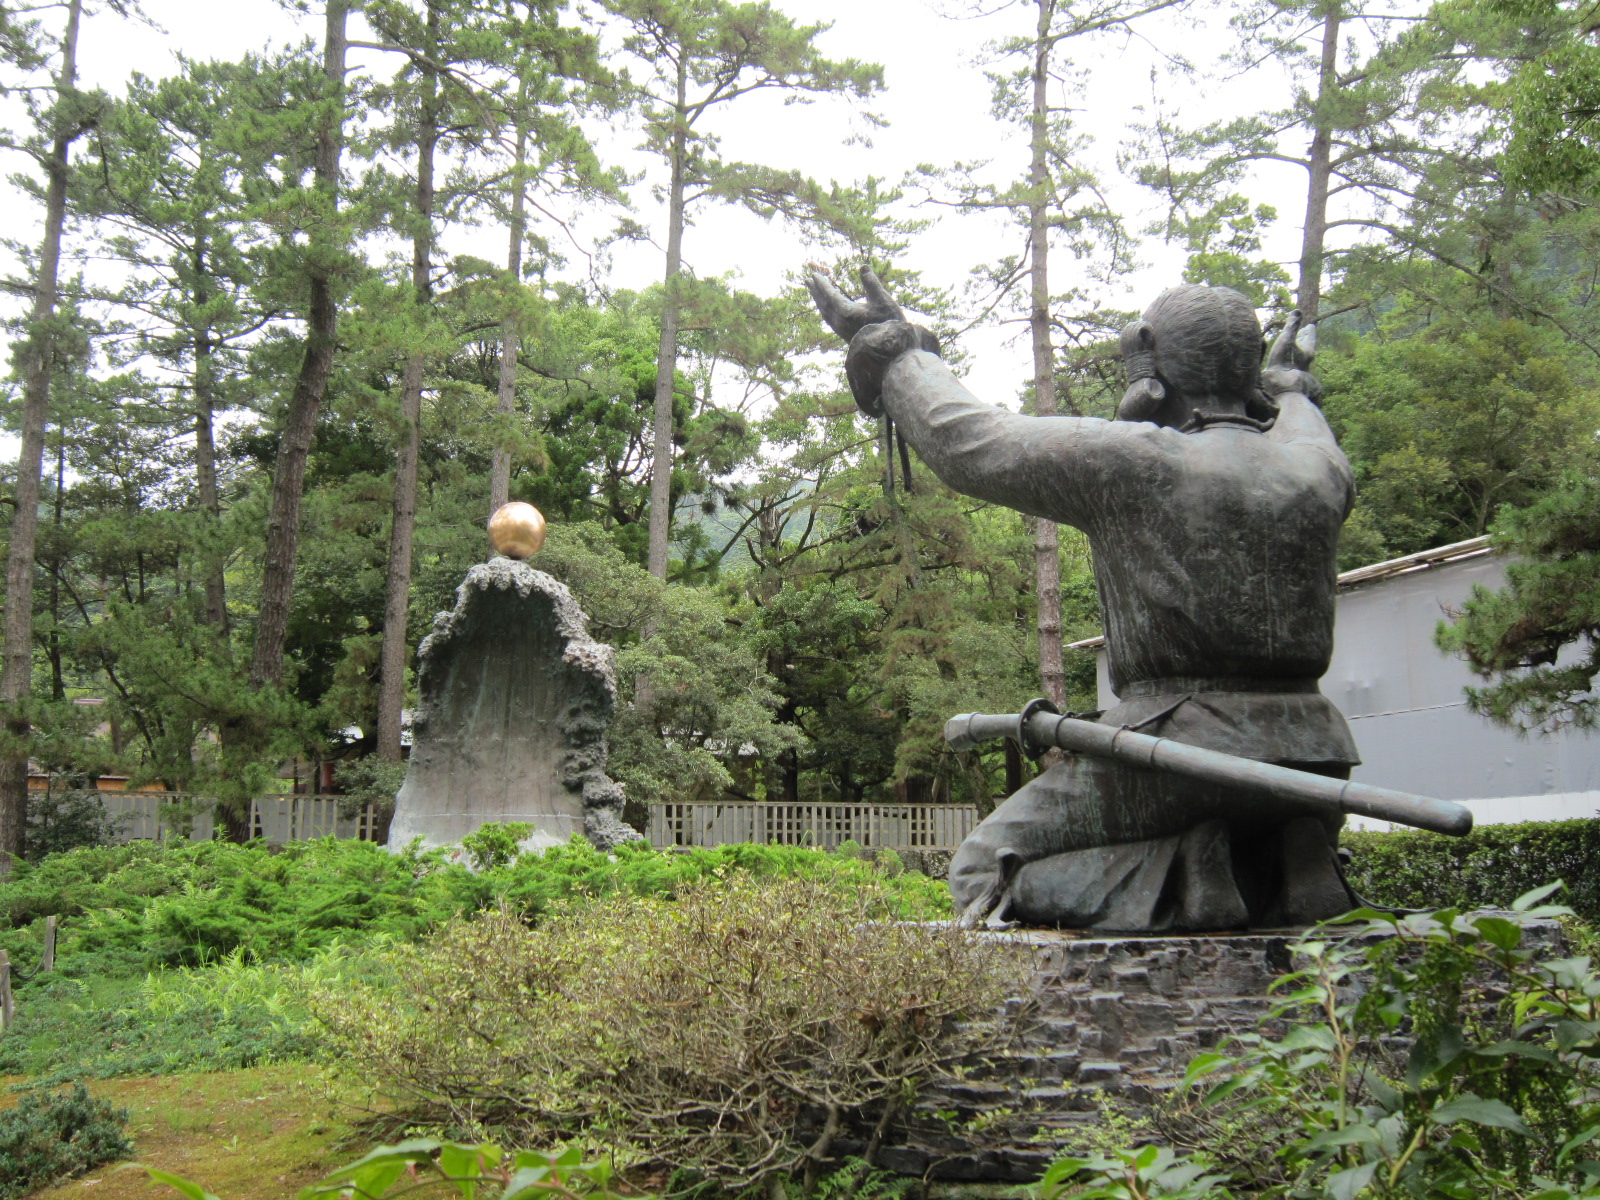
0 950 13 1030
41 915 56 974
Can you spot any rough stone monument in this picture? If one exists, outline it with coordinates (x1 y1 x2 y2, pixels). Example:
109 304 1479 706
808 270 1470 933
386 503 641 854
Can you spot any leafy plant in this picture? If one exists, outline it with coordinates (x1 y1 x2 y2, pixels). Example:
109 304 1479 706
24 787 127 861
0 1082 133 1200
458 822 535 872
332 759 409 821
0 835 950 982
1041 1146 1232 1200
1050 884 1600 1200
130 1139 635 1200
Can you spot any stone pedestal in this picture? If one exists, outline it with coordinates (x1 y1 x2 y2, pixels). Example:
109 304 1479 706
858 922 1560 1187
387 558 639 854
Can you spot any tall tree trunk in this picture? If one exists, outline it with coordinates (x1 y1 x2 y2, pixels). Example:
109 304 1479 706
637 61 689 710
646 60 689 584
47 444 64 703
1296 1 1341 321
193 244 228 630
1028 0 1067 710
249 0 348 688
375 1 440 764
0 0 83 873
490 120 529 516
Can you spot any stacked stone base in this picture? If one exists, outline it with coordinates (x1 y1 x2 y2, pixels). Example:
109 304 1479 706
844 922 1558 1190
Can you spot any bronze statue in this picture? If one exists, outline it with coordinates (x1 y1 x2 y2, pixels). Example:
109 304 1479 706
808 270 1449 931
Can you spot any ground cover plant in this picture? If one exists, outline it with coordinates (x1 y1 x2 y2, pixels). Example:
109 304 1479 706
318 873 1014 1195
0 1083 132 1199
0 835 949 973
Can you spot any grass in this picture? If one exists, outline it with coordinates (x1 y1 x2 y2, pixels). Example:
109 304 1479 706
6 1066 363 1200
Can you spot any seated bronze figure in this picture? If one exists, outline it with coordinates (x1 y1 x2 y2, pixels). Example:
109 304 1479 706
808 270 1454 932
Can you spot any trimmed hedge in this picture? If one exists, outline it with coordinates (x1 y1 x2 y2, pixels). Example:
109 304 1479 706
1343 818 1600 920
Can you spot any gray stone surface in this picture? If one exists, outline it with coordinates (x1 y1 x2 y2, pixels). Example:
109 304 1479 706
386 557 640 853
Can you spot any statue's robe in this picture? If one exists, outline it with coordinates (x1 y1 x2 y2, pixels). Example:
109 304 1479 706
878 350 1361 929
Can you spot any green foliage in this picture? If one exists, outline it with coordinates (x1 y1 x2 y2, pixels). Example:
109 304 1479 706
0 838 947 1083
136 1139 635 1200
0 836 950 980
1320 318 1600 565
458 822 534 871
24 787 126 861
1435 474 1600 731
1049 887 1600 1200
0 1083 133 1200
317 874 1010 1192
0 968 321 1082
1042 1145 1232 1200
331 759 408 820
1497 0 1600 195
1342 820 1600 923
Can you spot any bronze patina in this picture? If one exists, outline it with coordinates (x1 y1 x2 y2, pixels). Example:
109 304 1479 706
809 269 1463 932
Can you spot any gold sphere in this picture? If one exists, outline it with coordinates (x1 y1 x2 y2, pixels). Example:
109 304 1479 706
489 502 547 559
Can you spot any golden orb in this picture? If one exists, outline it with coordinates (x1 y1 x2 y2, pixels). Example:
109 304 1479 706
488 502 547 559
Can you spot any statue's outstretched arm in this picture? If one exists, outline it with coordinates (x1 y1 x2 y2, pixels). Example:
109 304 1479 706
878 348 1155 530
807 267 1156 528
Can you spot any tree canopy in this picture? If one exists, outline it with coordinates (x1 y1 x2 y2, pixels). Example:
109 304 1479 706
0 0 1598 853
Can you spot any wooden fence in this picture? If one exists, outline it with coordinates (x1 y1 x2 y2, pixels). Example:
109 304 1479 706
99 792 381 844
91 792 977 852
646 800 978 852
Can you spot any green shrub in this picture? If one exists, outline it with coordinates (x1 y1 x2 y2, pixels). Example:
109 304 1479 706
0 1083 132 1200
0 837 950 1082
331 758 408 820
24 789 127 861
1344 818 1600 920
460 821 534 871
318 874 1012 1194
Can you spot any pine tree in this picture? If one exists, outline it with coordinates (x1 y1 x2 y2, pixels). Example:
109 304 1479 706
605 0 882 585
1132 0 1476 321
486 0 619 515
76 56 308 632
0 0 95 871
1436 472 1600 732
358 0 616 761
249 0 351 696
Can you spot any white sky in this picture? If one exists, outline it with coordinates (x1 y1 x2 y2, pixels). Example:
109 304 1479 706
1 0 1320 420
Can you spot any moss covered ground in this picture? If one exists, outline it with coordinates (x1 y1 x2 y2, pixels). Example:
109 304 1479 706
6 1067 360 1200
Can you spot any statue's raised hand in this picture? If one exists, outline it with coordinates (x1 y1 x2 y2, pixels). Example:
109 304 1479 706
808 265 940 415
1261 310 1322 405
806 266 906 343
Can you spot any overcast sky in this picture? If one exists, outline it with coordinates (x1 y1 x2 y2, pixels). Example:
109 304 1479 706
1 0 1318 414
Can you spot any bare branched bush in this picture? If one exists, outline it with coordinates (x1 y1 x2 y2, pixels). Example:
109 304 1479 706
315 875 1018 1192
